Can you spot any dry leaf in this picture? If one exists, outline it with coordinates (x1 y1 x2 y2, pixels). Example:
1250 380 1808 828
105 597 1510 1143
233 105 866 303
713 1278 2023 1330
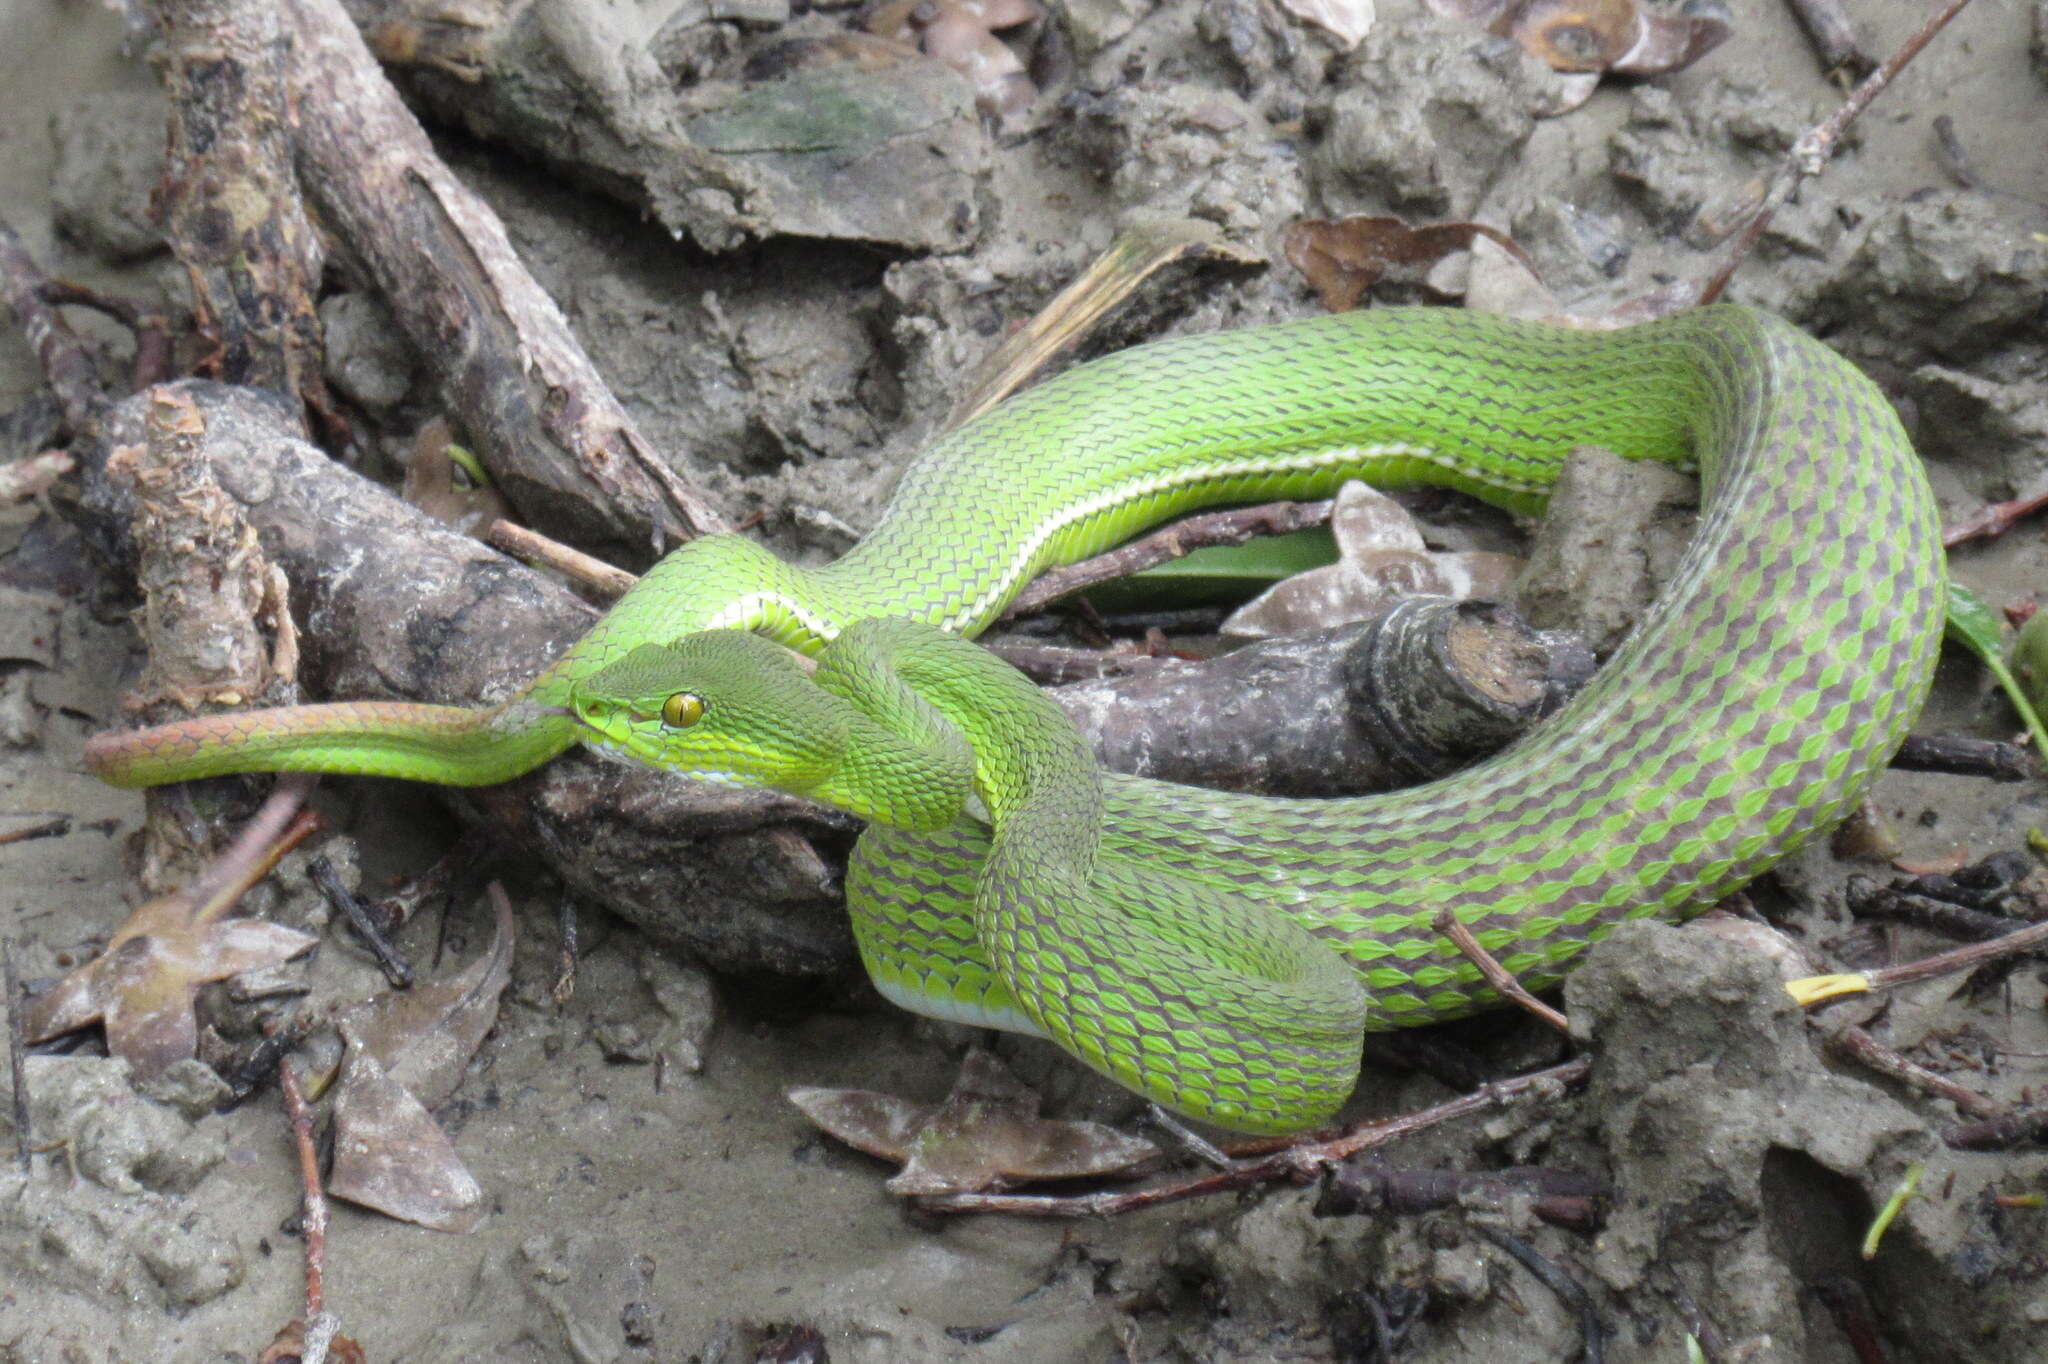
1222 482 1521 639
327 1025 487 1233
1277 0 1377 48
401 419 511 535
1283 216 1538 312
1464 234 1695 328
26 802 320 1080
1423 0 1729 77
788 1048 1157 1195
335 884 515 1108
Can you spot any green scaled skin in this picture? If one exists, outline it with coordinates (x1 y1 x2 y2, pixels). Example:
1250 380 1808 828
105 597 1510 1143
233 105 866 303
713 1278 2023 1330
85 306 1947 1132
571 621 1370 1132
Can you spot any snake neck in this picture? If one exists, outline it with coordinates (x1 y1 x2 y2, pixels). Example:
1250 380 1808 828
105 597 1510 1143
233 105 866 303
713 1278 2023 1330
818 619 1105 875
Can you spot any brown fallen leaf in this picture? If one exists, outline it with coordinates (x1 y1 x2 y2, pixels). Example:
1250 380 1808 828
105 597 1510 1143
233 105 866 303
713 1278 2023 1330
400 418 511 536
26 782 321 1080
788 1047 1158 1196
1424 0 1730 77
326 1023 487 1233
1283 216 1538 313
866 0 1041 122
334 882 515 1108
1222 481 1521 639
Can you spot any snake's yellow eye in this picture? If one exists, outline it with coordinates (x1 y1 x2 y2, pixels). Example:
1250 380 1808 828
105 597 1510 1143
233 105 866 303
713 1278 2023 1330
660 692 707 728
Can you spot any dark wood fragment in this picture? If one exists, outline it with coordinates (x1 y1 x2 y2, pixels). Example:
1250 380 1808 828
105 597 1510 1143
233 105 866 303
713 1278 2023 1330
1847 877 2028 943
1942 1106 2048 1152
1890 734 2035 781
1825 1025 2001 1119
1315 1164 1610 1227
1782 0 1876 80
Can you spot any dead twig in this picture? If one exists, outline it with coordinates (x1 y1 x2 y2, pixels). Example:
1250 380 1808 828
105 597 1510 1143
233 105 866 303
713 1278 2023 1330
484 519 638 600
0 817 70 848
1889 734 2035 782
1697 0 1978 306
269 1053 357 1364
279 1056 328 1318
1943 490 2048 548
4 940 29 1173
1802 919 2048 1005
1865 921 2048 988
1942 1105 2048 1151
0 220 106 433
913 1057 1591 1217
36 279 177 391
1471 1225 1606 1364
1002 499 1334 618
309 855 413 989
187 774 322 911
1434 907 1572 1034
1825 1025 2002 1119
1782 0 1875 82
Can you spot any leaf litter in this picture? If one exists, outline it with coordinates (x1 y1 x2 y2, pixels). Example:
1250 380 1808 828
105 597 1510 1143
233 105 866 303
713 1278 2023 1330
322 883 515 1232
24 782 321 1081
788 1047 1158 1196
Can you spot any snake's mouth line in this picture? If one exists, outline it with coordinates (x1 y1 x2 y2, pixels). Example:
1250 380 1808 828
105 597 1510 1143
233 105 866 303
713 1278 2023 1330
568 716 752 788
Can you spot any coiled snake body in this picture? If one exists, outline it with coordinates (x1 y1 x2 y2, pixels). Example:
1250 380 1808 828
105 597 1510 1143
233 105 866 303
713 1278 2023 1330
88 306 1945 1133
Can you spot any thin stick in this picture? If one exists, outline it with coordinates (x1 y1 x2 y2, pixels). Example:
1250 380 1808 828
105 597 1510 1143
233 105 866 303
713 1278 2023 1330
484 519 638 600
1889 735 2035 782
0 221 105 432
1826 1025 2001 1119
1944 490 2048 548
914 1057 1591 1217
309 855 413 988
278 1056 328 1320
1002 499 1333 618
1942 1106 2048 1151
1696 0 1977 306
4 940 28 1173
1472 1225 1605 1364
1434 908 1572 1034
1791 918 2048 1006
184 773 321 919
0 817 70 848
1863 918 2048 991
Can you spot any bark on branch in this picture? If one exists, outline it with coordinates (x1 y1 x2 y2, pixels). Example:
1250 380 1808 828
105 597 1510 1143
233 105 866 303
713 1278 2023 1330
281 0 729 557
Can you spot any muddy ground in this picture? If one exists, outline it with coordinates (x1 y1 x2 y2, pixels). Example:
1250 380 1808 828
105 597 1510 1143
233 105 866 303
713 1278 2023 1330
4 0 2048 1360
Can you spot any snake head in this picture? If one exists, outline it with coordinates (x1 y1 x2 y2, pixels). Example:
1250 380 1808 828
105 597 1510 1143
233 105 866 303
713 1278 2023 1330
565 633 850 795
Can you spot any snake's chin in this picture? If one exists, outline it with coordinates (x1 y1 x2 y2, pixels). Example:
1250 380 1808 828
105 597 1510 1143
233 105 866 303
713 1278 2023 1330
574 735 748 787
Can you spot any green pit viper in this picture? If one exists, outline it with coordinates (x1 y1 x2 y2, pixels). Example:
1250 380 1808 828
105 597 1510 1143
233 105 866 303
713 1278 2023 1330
85 305 1946 1134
